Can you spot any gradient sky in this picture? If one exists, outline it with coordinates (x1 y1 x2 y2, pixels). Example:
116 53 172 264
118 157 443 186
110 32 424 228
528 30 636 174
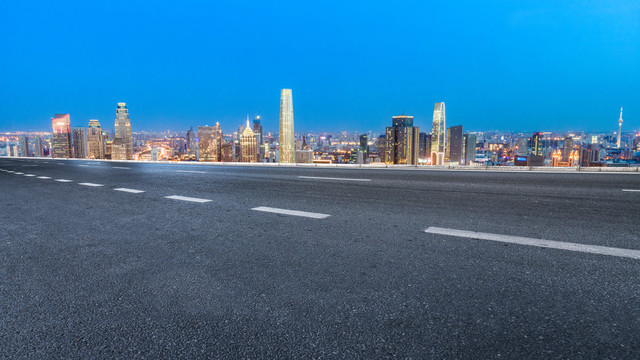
1 0 638 134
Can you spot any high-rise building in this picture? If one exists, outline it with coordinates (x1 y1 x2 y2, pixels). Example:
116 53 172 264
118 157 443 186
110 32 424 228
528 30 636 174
419 132 431 161
52 114 72 158
562 136 574 162
446 125 463 163
532 132 544 156
72 127 87 158
359 134 369 163
198 125 218 162
18 136 29 157
253 116 264 161
112 102 133 160
617 107 623 148
463 134 477 165
384 115 419 165
431 102 446 165
34 136 44 157
241 117 258 162
86 119 105 159
279 89 295 163
186 126 197 155
376 135 386 161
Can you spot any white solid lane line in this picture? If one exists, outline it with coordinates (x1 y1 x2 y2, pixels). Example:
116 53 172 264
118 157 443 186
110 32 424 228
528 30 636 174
79 182 104 187
176 170 206 174
114 188 145 193
55 179 73 182
298 176 371 182
112 166 131 169
251 206 331 219
37 176 52 179
165 195 212 203
425 227 640 260
622 189 640 192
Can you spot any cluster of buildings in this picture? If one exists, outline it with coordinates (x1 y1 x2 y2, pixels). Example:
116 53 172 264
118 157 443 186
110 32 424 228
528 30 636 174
3 91 639 167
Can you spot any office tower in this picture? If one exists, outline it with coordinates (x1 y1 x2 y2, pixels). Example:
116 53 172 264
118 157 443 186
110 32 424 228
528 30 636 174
359 134 368 163
86 120 105 159
532 132 544 156
253 116 264 160
198 125 218 162
517 138 529 155
241 117 258 162
279 89 295 163
34 136 44 157
431 102 446 165
18 136 29 157
72 127 87 158
384 115 419 165
463 134 477 165
186 126 197 155
419 132 431 161
51 114 72 158
377 135 386 161
445 125 463 163
112 102 133 160
617 107 623 148
562 136 574 162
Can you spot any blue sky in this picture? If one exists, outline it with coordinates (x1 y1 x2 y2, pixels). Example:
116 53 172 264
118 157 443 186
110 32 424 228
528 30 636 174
1 0 638 134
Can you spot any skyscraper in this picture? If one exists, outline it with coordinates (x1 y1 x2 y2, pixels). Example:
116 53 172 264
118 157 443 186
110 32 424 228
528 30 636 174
112 102 132 160
241 117 258 163
253 116 264 161
18 136 29 157
34 136 44 157
445 125 463 163
279 89 295 163
463 134 477 165
384 115 419 165
86 119 105 159
359 134 369 164
562 136 574 162
617 107 623 148
186 126 197 155
52 114 72 158
532 132 544 156
431 102 446 165
198 125 217 162
419 132 431 161
72 127 87 158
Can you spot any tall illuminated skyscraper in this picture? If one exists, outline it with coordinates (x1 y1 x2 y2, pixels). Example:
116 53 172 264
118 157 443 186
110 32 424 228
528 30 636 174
241 117 258 162
279 89 295 163
52 114 72 158
532 132 544 156
198 122 223 162
431 102 446 165
72 127 87 158
253 116 264 161
86 119 105 159
112 102 132 160
617 107 623 148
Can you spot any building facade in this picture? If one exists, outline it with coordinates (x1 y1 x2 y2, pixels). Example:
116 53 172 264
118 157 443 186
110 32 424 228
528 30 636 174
279 89 295 163
72 127 87 158
86 119 105 159
52 114 72 158
241 118 258 162
112 102 133 160
384 115 419 165
18 136 29 157
446 125 463 163
431 102 446 165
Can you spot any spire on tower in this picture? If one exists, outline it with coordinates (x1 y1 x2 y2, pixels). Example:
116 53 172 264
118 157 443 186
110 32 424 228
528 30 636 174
619 107 624 124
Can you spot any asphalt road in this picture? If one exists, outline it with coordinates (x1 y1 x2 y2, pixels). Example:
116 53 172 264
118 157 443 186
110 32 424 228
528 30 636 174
1 158 640 359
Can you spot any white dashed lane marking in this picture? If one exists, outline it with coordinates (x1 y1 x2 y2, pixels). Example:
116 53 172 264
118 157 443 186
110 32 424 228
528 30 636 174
165 195 212 203
78 182 104 187
37 176 52 179
114 188 145 193
112 166 131 169
298 176 371 182
55 179 73 182
251 206 331 219
424 227 640 260
176 170 206 174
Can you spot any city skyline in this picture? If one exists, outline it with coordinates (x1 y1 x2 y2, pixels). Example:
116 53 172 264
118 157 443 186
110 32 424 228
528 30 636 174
1 1 638 132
